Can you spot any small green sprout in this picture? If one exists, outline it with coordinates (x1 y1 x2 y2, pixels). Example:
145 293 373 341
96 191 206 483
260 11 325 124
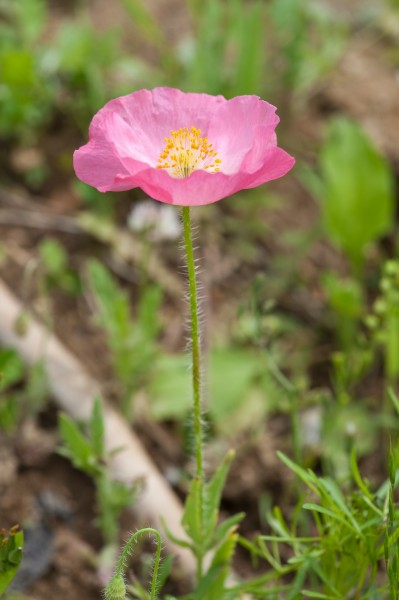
0 525 24 595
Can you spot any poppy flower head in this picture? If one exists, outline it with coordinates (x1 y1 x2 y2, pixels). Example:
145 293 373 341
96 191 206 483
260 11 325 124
73 87 294 206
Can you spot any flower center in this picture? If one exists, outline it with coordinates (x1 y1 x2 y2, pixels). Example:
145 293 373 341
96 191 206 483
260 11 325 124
156 126 221 178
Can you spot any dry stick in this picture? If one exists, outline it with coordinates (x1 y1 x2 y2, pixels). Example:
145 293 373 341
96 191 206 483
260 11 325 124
0 278 196 578
0 208 79 234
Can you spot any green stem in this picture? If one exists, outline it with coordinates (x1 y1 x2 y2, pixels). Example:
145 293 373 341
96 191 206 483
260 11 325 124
115 528 162 600
182 205 204 578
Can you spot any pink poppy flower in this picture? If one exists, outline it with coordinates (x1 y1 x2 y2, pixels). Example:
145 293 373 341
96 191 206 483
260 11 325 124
73 87 295 206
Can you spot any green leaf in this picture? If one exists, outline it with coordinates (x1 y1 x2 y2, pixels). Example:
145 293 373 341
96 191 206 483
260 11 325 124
320 118 395 271
87 259 132 340
388 387 399 418
305 556 341 597
13 0 46 44
317 477 362 535
136 285 162 342
302 590 339 599
181 476 203 547
193 529 238 600
0 348 24 392
1 49 35 87
208 347 271 431
155 554 174 596
203 450 235 546
39 238 68 276
350 447 375 502
213 512 245 547
160 516 194 551
232 0 265 95
277 451 319 495
322 272 364 320
285 562 309 600
149 353 192 420
302 503 358 532
267 505 291 540
0 393 20 432
55 21 117 74
58 413 98 476
26 359 48 414
0 527 24 595
97 475 138 545
187 0 225 93
150 347 275 431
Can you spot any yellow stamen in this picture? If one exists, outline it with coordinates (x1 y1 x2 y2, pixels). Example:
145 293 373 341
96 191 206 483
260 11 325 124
156 127 221 178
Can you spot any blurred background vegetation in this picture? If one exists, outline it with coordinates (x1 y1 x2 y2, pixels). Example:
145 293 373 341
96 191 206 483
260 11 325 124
2 0 399 597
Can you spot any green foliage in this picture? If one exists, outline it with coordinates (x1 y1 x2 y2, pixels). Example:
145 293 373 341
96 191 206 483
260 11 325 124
0 526 24 596
192 529 239 600
0 0 348 165
238 448 399 598
150 346 281 433
181 0 267 96
0 349 24 394
59 411 100 477
144 0 347 100
209 348 272 430
268 0 347 99
0 0 348 154
39 238 81 295
0 348 48 432
318 118 395 273
229 0 265 97
51 19 153 125
87 259 162 419
125 558 173 600
58 398 138 545
163 451 244 599
322 271 365 348
121 0 268 97
322 400 377 478
0 0 53 139
366 260 399 382
0 0 155 144
105 527 164 600
181 451 240 556
120 0 166 49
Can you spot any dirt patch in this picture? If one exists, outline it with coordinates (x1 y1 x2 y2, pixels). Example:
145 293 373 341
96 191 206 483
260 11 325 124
1 426 103 599
319 33 399 165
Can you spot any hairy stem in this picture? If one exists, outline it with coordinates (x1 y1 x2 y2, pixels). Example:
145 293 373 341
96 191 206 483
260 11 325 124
182 205 204 579
115 528 162 600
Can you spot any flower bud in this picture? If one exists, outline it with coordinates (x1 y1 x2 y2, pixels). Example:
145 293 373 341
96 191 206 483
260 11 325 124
105 575 126 600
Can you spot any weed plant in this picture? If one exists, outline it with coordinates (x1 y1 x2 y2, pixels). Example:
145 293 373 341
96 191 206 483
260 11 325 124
0 349 47 432
58 397 138 547
87 260 162 419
